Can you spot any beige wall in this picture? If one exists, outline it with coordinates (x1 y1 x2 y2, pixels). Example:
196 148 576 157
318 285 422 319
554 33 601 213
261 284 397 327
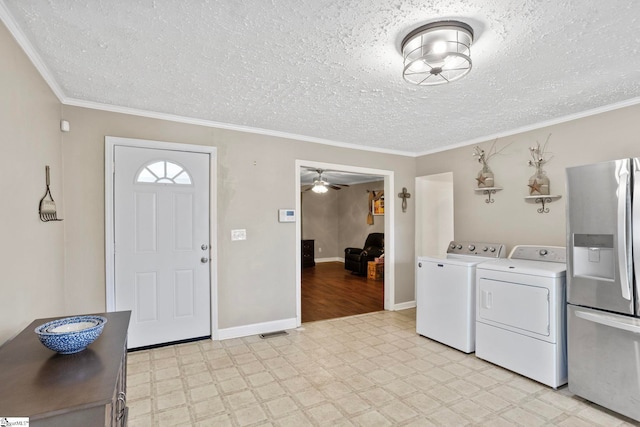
338 181 384 253
301 181 385 260
61 106 417 330
0 17 416 342
416 104 640 253
301 189 340 258
13 9 640 342
60 109 216 319
0 23 65 343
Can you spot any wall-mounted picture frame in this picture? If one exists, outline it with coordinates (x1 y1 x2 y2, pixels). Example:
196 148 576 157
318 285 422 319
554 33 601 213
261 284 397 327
372 197 384 215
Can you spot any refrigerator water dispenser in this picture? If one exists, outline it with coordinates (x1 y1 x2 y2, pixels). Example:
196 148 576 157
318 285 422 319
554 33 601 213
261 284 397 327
572 234 614 281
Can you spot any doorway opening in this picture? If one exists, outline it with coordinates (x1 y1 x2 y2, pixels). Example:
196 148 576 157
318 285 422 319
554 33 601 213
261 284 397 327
295 160 395 325
415 172 454 257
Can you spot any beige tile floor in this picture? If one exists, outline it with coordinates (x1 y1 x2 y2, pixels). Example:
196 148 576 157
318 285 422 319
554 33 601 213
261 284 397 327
126 309 639 426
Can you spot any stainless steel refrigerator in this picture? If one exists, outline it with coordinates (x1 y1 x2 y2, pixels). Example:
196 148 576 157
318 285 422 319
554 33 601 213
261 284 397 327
566 158 640 422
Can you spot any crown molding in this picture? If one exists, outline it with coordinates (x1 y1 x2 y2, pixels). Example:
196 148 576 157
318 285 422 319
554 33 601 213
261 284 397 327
63 97 416 157
0 1 66 101
5 0 640 159
1 1 414 157
415 95 640 157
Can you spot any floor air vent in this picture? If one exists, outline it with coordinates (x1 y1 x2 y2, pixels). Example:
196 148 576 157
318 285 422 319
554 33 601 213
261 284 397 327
259 331 288 339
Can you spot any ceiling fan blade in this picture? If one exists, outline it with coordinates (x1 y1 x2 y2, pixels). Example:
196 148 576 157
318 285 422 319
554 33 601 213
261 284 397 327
334 183 350 187
329 185 343 190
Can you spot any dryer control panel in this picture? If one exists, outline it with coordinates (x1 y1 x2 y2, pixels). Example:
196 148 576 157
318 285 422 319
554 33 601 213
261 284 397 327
509 245 566 263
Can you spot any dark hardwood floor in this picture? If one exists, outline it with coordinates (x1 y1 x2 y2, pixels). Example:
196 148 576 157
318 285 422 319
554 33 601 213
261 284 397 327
302 261 384 323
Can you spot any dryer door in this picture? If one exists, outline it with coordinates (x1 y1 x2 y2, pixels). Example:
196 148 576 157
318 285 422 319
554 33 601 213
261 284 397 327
477 278 552 342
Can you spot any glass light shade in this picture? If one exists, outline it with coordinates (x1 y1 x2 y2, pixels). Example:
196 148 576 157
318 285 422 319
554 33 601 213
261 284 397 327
311 181 329 193
402 21 473 86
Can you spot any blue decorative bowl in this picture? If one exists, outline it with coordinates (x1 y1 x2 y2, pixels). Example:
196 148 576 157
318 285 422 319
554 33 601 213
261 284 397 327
35 315 107 354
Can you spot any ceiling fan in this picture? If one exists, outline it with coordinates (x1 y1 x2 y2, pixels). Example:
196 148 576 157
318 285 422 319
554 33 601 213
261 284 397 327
303 169 350 193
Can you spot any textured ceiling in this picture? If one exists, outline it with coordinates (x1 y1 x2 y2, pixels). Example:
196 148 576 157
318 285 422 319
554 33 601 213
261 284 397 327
300 168 383 186
2 1 640 155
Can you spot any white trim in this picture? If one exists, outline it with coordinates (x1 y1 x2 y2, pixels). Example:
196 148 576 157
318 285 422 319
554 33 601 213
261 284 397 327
315 257 343 263
56 95 640 160
217 318 298 341
4 1 640 159
295 160 395 326
0 2 66 101
0 5 407 157
104 136 219 340
394 300 416 311
415 95 640 157
65 94 640 159
63 98 414 157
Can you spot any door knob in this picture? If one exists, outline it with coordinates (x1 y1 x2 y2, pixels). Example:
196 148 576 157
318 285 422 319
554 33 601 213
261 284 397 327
201 257 209 263
201 244 209 250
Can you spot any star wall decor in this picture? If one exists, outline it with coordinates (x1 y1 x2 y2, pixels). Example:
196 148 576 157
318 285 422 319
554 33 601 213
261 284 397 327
528 179 542 194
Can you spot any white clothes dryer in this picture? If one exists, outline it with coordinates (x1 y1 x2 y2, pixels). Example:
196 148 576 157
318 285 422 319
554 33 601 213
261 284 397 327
475 245 567 388
417 241 505 353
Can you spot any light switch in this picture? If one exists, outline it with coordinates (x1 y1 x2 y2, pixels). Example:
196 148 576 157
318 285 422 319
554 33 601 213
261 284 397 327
231 229 247 241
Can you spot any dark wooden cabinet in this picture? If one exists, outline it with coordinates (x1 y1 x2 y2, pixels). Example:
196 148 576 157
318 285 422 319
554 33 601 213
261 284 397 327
302 239 315 268
0 311 131 426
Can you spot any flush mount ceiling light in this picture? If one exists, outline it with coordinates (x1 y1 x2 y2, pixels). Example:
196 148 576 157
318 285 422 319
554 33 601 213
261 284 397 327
401 20 474 86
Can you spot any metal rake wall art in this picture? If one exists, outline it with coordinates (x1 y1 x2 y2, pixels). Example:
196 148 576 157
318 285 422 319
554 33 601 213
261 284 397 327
39 165 63 222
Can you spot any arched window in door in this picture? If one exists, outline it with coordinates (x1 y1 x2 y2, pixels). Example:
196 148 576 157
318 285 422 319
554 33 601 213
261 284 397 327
136 160 192 185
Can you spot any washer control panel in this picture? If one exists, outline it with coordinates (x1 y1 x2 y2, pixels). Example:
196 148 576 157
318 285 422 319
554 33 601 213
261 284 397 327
508 245 566 263
447 241 506 258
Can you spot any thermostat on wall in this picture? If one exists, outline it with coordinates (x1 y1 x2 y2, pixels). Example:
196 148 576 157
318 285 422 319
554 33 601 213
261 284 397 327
279 209 296 223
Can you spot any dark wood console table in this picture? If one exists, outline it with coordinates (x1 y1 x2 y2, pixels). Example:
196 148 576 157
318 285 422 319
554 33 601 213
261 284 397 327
0 311 131 426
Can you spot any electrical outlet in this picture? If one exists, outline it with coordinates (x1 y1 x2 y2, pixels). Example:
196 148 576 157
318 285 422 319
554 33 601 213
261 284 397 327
231 229 247 241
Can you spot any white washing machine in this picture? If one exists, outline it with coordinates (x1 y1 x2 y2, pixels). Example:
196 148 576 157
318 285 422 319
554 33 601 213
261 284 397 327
417 241 505 353
475 245 567 388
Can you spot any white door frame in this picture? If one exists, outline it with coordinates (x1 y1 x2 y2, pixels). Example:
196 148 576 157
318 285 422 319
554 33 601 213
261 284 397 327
105 136 219 339
295 160 395 325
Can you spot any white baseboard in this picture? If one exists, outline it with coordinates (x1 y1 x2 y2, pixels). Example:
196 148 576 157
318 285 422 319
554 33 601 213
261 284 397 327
315 257 344 263
394 300 416 311
216 317 298 341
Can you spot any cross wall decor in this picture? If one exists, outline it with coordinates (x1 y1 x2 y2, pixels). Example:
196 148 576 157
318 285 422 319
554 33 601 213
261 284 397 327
398 187 411 213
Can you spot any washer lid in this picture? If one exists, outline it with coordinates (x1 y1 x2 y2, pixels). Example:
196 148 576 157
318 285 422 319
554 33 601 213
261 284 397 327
446 241 506 258
418 254 494 267
476 258 566 277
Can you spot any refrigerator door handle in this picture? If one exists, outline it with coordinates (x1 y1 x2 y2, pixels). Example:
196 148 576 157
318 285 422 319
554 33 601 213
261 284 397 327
634 159 640 306
575 309 640 334
617 160 632 301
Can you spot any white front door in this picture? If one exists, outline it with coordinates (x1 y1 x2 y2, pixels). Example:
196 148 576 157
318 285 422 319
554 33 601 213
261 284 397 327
114 146 211 348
